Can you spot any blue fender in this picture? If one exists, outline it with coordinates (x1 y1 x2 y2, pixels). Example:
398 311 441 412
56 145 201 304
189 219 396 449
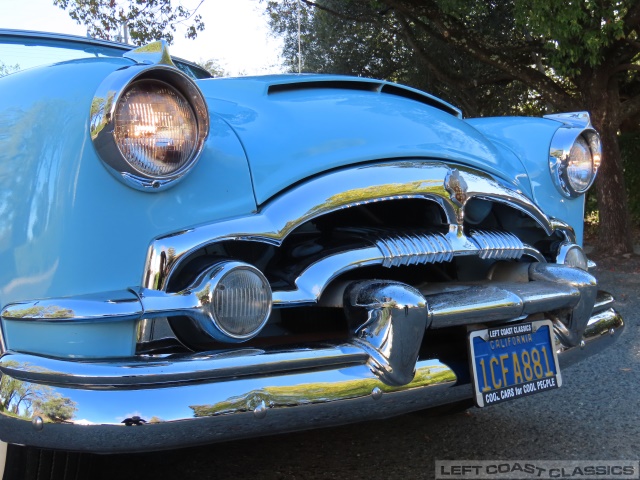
0 59 256 306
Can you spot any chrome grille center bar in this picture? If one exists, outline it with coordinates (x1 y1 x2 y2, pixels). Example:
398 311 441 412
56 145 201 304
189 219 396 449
273 228 524 306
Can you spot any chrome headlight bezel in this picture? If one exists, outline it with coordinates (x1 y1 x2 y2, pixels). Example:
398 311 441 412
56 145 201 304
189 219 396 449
90 64 209 191
546 112 601 198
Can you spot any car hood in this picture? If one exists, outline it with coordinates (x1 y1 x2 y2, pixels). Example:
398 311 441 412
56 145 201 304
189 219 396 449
197 75 532 205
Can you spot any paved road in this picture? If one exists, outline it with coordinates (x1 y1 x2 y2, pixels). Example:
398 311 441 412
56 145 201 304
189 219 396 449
95 265 640 479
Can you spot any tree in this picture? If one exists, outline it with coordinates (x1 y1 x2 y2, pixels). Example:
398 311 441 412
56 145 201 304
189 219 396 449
0 62 20 77
198 58 228 77
267 0 540 117
54 0 205 45
266 0 640 254
33 393 77 423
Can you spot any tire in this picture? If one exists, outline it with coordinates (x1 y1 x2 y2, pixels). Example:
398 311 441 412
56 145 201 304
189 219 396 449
1 442 94 480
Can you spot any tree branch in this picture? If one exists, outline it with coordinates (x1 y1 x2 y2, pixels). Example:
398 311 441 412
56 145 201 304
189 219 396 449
621 92 640 121
386 1 577 110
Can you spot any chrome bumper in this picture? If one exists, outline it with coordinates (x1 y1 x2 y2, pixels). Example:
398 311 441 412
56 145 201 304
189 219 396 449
0 291 622 454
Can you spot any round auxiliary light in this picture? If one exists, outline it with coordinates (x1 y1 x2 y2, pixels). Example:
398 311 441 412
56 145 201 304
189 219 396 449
556 243 588 271
114 80 197 177
205 262 272 341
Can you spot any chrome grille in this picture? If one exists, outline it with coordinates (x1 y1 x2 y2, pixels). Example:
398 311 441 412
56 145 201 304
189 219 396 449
469 230 524 260
374 232 454 267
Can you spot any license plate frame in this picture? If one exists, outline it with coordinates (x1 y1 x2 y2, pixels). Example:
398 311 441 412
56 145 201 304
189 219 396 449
469 319 562 407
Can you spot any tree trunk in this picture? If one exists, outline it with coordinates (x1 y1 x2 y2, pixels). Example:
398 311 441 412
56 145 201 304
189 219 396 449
583 74 634 255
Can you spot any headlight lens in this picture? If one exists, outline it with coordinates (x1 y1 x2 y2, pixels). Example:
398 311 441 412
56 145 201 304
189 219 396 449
566 136 593 193
91 64 209 192
114 80 197 177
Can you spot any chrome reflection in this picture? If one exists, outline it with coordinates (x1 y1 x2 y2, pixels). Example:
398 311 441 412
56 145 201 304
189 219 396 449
123 40 175 67
274 228 532 306
529 263 597 347
1 290 142 322
343 280 428 386
0 299 622 453
470 230 524 260
0 361 77 424
143 161 558 291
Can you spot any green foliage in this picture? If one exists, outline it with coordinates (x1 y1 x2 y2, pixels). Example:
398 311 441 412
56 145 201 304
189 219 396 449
265 0 545 117
0 361 76 421
53 0 205 45
33 394 78 422
514 0 629 76
197 59 227 78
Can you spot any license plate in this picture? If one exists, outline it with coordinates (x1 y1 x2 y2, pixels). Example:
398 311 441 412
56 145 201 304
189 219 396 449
469 319 562 407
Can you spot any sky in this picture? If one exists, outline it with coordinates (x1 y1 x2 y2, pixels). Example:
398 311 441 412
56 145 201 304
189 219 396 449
0 0 285 76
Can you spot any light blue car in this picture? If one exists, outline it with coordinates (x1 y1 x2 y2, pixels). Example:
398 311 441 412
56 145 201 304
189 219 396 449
0 30 623 479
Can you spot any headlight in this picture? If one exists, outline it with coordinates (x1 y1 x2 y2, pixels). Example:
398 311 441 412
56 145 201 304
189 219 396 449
91 65 209 191
547 113 601 198
114 80 198 177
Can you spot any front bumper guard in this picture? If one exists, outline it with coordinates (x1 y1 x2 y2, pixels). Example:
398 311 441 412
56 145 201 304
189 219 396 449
0 289 623 453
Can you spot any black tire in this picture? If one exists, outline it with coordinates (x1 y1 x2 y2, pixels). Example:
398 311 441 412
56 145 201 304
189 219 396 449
2 443 94 480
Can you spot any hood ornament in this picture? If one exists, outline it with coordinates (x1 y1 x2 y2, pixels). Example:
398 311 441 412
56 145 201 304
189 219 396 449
445 169 468 224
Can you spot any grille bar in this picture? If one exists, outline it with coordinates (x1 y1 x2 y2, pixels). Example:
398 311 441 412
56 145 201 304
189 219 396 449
469 230 524 260
374 232 454 267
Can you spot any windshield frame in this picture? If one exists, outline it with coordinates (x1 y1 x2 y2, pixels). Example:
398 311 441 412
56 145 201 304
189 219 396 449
0 29 212 79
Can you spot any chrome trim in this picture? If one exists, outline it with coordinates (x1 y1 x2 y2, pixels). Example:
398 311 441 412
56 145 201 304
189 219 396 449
469 230 524 260
0 297 622 453
558 290 623 368
423 281 579 329
372 230 454 267
549 218 577 243
343 280 428 386
7 249 595 339
545 112 601 198
0 357 461 453
556 242 588 270
1 290 142 323
143 161 557 291
123 40 175 66
157 261 272 345
523 245 546 263
544 112 593 129
274 228 532 306
90 55 209 192
529 263 597 347
0 345 368 388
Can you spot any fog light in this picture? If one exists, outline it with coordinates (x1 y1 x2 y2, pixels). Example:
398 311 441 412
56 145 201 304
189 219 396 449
209 264 272 339
165 261 272 347
556 243 588 271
